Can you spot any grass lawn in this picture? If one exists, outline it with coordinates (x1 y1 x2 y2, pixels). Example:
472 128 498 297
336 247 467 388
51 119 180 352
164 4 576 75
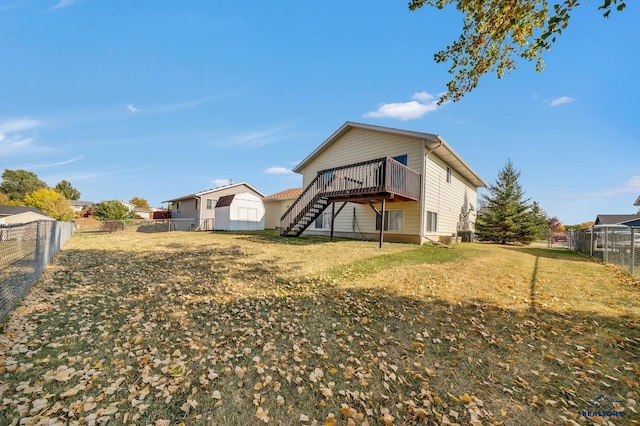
0 230 638 425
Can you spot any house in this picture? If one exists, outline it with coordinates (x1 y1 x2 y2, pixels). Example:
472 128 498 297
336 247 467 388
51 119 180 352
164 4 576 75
0 205 54 225
280 122 487 245
163 182 265 231
214 192 266 231
635 195 640 207
594 214 640 227
263 188 303 229
68 200 95 213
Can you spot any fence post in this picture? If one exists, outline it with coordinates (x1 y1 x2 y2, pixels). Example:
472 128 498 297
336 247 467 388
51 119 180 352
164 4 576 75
632 228 635 275
590 226 594 257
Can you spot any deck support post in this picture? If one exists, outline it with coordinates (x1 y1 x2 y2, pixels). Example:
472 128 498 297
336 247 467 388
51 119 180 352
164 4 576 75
330 202 335 241
379 198 385 249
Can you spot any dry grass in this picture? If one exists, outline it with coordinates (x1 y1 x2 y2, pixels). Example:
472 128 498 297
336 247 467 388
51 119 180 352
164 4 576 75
0 230 638 425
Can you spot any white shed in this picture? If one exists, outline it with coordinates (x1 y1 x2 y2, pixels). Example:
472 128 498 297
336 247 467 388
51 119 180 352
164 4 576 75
214 192 265 231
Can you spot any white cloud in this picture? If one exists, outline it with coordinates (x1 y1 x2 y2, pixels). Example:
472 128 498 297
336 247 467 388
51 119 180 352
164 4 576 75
127 104 140 113
264 166 293 175
217 125 294 149
0 118 42 133
211 178 232 187
51 0 75 10
561 176 640 198
31 155 85 169
364 91 440 121
549 96 575 107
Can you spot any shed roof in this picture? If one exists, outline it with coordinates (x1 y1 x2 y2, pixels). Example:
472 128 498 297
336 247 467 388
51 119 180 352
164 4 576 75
0 205 48 217
216 194 235 208
594 214 640 225
162 182 265 203
264 188 302 201
293 121 487 188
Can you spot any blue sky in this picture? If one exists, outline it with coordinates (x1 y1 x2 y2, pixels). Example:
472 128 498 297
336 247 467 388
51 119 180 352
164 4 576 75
1 0 638 225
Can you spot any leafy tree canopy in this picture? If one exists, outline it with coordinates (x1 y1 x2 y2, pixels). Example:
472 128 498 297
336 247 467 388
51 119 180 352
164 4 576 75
129 197 150 209
24 188 75 221
55 180 81 200
94 200 136 221
408 0 627 102
0 169 47 202
475 159 543 244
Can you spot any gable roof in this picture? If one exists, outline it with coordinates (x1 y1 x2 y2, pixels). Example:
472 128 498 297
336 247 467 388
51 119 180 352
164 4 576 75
293 121 487 188
635 195 640 206
163 182 265 203
264 188 303 201
0 205 48 217
594 214 640 225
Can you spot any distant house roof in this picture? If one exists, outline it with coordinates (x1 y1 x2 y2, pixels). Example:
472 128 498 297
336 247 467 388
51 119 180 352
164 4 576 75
264 188 302 201
594 214 640 225
162 182 265 203
68 200 95 208
0 205 48 217
216 194 235 208
635 195 640 206
293 121 487 188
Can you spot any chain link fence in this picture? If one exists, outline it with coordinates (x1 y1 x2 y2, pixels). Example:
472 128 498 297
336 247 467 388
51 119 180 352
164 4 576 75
569 226 639 275
75 218 206 233
0 220 76 322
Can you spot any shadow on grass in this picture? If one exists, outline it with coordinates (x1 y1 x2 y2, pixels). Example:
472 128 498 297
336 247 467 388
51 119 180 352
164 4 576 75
499 245 595 263
2 243 638 425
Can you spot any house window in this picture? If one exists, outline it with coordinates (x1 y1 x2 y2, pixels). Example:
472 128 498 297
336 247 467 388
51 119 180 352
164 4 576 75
315 211 332 229
392 154 408 166
376 210 404 231
175 202 181 213
195 199 199 210
206 199 214 209
426 211 438 232
446 167 452 183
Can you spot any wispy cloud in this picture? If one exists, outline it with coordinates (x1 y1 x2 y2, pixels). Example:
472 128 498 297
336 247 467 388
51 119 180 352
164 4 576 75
51 0 75 10
264 166 293 175
211 178 232 187
561 176 640 198
127 104 140 113
364 91 441 121
549 96 575 107
0 118 43 134
216 125 295 149
31 155 85 169
0 118 50 158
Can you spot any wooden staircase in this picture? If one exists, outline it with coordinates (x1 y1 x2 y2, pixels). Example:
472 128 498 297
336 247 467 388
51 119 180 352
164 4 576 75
280 157 421 237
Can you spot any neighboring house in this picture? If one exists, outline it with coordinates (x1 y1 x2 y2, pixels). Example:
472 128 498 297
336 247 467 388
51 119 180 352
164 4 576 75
594 214 640 227
281 121 486 245
0 205 54 225
263 188 303 229
163 182 265 231
68 200 95 213
635 195 640 207
214 193 266 231
134 207 152 220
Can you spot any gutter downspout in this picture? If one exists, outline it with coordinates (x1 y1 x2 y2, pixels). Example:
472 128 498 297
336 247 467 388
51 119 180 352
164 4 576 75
422 137 443 244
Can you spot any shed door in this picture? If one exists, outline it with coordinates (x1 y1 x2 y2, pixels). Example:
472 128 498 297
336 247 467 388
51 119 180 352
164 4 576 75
238 207 258 230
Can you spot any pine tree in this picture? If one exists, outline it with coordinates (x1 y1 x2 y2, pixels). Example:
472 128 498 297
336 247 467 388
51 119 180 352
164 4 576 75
476 159 540 244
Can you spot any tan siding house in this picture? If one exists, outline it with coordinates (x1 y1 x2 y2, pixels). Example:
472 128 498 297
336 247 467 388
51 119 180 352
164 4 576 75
264 188 303 229
282 122 486 244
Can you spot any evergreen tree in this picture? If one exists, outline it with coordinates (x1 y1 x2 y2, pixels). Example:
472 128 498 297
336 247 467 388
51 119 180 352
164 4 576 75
476 159 540 244
55 180 81 200
0 169 47 202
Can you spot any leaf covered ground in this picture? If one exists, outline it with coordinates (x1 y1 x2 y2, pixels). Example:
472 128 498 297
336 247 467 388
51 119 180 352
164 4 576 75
0 231 638 425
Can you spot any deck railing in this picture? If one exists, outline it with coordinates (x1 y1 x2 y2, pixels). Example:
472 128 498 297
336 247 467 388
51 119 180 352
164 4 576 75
280 157 421 235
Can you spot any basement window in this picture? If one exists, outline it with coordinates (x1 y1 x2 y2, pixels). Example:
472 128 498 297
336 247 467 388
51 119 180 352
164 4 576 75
426 211 438 232
315 211 332 229
376 210 404 231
